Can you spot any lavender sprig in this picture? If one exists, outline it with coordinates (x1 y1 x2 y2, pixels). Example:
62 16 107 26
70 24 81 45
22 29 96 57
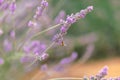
53 6 93 46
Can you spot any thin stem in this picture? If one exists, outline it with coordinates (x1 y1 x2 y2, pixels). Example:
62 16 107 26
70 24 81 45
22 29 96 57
49 77 83 80
17 24 61 51
16 28 31 51
28 42 55 67
31 24 61 39
42 42 55 54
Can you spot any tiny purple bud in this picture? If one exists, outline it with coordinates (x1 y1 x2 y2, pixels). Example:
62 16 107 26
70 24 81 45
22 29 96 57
60 26 67 33
79 10 86 18
9 1 16 13
41 0 48 7
66 15 76 24
28 21 37 27
10 30 15 38
87 6 93 12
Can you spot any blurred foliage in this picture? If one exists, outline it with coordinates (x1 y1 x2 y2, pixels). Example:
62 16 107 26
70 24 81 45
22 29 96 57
50 0 120 58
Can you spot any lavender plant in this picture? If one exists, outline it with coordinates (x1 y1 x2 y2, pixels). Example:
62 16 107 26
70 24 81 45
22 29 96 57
0 0 119 80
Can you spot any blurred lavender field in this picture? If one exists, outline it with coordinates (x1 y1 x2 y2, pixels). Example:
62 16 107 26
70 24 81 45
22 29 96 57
0 0 120 80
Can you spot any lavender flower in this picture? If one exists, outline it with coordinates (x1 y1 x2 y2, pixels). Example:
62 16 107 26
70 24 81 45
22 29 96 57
9 1 16 13
10 30 15 39
28 20 37 28
0 0 4 5
53 6 93 45
59 52 78 65
54 10 66 24
96 66 109 80
1 2 9 10
34 0 48 19
23 40 46 54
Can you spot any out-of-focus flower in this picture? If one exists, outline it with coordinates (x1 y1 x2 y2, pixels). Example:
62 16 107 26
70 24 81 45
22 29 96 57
54 52 78 72
3 39 12 52
54 10 66 24
0 0 4 5
9 1 16 13
10 30 15 39
53 6 93 45
28 20 37 28
34 0 48 19
0 58 4 65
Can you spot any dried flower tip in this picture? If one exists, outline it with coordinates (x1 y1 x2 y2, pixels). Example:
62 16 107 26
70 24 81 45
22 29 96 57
87 6 93 12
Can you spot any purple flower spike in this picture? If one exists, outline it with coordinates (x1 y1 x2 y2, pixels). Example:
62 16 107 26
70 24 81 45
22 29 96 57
54 6 93 45
96 66 109 79
70 52 78 60
60 26 68 33
34 0 48 19
0 0 4 5
9 1 16 13
41 0 48 7
66 15 76 24
0 58 4 65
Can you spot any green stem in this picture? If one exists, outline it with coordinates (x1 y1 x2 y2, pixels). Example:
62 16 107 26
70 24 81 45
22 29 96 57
49 77 83 80
31 24 61 39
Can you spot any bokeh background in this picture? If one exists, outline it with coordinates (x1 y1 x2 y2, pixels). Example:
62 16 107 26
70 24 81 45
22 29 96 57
0 0 120 80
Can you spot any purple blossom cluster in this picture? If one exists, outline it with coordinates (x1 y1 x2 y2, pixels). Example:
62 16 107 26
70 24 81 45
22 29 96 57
83 66 120 80
0 0 119 80
0 0 16 13
0 0 93 71
28 0 48 28
53 6 93 46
